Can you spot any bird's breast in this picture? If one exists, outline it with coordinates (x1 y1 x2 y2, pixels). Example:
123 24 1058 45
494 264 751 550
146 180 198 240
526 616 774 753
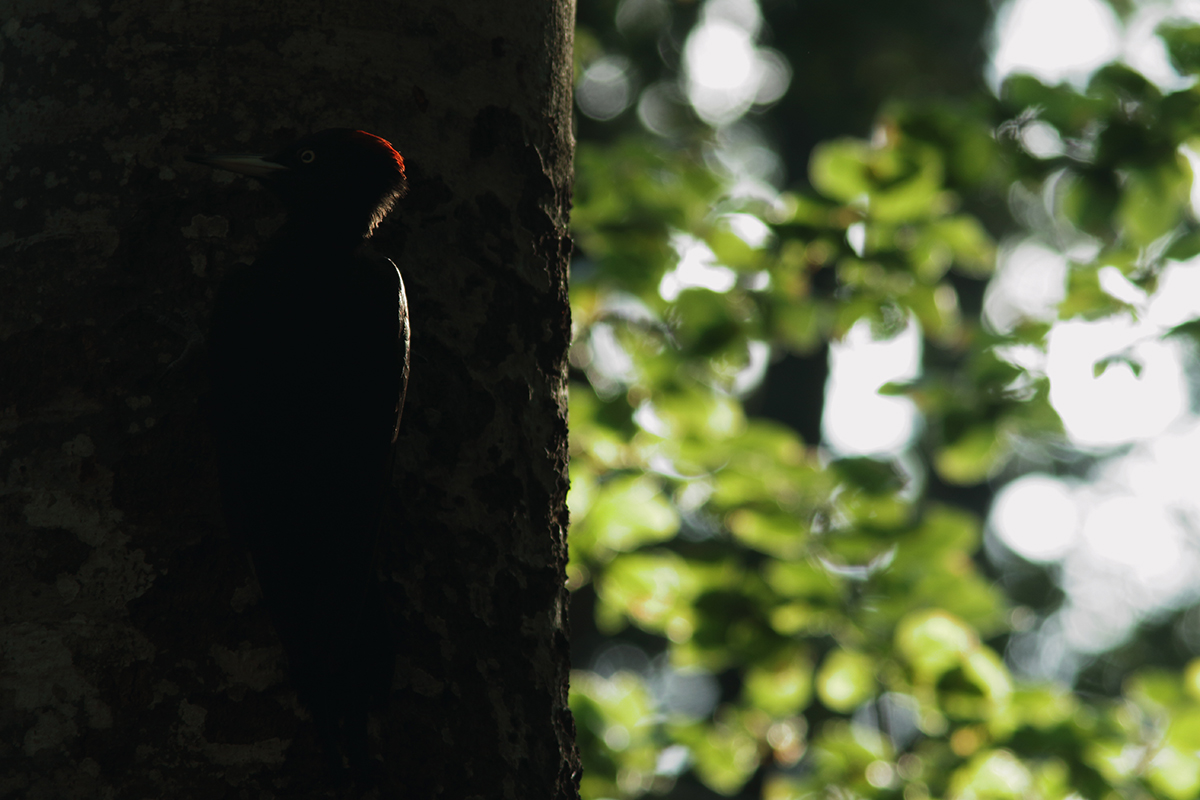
210 254 401 452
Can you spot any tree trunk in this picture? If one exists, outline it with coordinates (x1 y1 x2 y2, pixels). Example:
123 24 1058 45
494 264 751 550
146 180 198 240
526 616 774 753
0 2 578 798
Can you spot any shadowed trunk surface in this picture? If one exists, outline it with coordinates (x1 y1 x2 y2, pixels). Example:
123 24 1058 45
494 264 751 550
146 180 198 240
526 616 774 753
0 2 578 797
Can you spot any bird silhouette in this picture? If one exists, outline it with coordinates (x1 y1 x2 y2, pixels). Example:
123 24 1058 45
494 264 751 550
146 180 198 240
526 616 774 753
187 129 409 787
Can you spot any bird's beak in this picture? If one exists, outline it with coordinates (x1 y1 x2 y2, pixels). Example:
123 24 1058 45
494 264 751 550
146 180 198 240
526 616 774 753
185 153 289 178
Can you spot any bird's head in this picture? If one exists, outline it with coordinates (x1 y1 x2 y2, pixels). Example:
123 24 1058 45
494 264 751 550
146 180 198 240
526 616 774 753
186 129 408 239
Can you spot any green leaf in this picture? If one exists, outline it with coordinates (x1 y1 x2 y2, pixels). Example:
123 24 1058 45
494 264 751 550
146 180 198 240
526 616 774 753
1153 751 1200 800
670 288 744 358
1011 686 1078 729
1159 21 1200 76
1058 264 1131 320
705 217 768 272
573 140 722 296
1104 0 1136 21
809 139 873 203
571 474 679 562
596 551 702 636
765 560 842 603
1128 670 1187 712
934 423 1005 486
771 299 823 353
1165 317 1200 345
948 750 1033 800
743 649 814 718
903 282 960 341
1168 708 1200 752
1186 658 1200 701
1166 228 1200 261
570 670 660 800
931 215 996 277
1001 75 1104 137
816 649 877 712
895 609 978 682
1060 170 1120 239
869 144 946 222
670 713 761 796
1089 63 1163 107
654 386 745 442
1117 159 1191 246
726 507 808 559
565 77 1200 800
809 138 945 222
831 457 907 494
1092 353 1143 378
963 647 1013 705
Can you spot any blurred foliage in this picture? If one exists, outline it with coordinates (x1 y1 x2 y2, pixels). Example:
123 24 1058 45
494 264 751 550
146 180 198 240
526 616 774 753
567 1 1200 798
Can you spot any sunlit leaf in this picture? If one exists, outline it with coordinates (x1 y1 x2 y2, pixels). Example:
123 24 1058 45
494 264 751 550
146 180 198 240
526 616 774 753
964 648 1013 705
726 507 808 558
595 551 697 633
570 670 660 800
1168 707 1200 752
947 749 1033 800
816 649 877 712
706 218 768 272
799 718 890 794
1128 670 1186 713
744 649 814 717
869 144 946 223
1185 658 1200 702
929 215 996 277
934 423 1005 486
895 609 977 682
1148 744 1200 800
810 139 873 203
1010 686 1078 730
571 474 679 562
566 23 1200 800
1058 264 1132 320
1084 738 1143 785
670 712 761 796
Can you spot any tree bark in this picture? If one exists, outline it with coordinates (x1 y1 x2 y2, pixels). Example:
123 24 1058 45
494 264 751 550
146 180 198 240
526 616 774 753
0 2 578 798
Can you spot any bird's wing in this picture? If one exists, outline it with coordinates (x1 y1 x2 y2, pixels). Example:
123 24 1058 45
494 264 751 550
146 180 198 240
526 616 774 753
392 259 410 443
356 248 409 444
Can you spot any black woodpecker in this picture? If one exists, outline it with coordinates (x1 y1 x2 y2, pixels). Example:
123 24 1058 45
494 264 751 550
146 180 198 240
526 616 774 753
186 129 409 785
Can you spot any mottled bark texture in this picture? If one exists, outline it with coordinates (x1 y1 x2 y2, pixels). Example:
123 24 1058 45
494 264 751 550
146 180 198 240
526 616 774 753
0 1 577 797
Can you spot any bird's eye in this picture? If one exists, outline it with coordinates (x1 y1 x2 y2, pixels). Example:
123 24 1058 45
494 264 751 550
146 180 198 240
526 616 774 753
299 150 316 164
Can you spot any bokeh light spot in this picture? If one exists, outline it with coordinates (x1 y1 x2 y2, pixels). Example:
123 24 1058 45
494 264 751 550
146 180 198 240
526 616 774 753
990 474 1079 563
578 56 635 121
